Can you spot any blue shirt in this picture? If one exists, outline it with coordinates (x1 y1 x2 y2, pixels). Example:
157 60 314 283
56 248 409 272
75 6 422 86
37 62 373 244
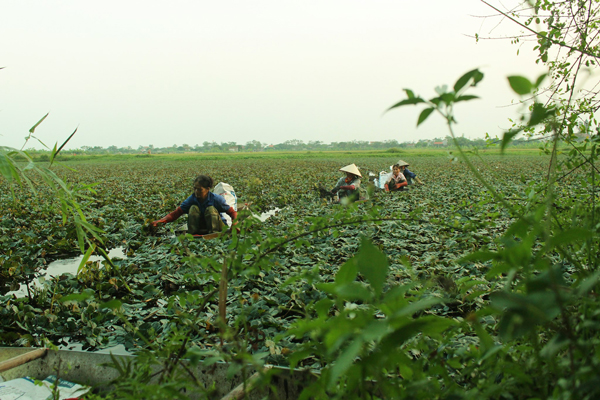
403 168 417 179
180 192 230 224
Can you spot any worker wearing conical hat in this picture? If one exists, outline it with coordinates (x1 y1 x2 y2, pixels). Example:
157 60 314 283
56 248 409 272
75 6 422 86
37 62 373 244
396 160 423 185
331 163 362 202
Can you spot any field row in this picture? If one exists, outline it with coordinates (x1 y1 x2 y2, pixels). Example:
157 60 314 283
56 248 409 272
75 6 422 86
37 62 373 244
1 154 556 361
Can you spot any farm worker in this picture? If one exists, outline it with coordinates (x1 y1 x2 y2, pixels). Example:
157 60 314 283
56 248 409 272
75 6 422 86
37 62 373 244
397 160 424 185
152 175 237 234
331 164 362 201
384 164 409 192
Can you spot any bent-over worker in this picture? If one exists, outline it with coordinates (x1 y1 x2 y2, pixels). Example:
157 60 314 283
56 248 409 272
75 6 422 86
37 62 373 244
397 159 423 185
331 163 362 202
152 175 237 235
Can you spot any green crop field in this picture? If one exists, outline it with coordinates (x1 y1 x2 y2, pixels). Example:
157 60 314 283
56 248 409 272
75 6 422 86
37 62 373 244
3 0 600 395
1 149 597 398
0 150 553 344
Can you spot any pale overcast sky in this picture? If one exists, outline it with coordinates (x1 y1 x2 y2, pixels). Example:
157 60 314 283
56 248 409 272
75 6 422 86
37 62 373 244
1 1 544 150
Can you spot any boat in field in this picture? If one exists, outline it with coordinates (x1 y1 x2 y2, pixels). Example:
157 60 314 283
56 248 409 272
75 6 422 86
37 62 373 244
0 347 314 399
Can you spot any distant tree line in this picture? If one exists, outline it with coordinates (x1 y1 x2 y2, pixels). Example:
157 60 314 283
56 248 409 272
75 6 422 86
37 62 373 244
25 136 544 156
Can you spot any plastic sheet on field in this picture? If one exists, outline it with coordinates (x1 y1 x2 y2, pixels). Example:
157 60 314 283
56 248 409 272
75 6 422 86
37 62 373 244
0 375 90 400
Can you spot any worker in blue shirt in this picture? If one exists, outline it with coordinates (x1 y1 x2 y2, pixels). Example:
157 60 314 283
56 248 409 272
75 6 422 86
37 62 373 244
397 160 424 185
152 175 237 234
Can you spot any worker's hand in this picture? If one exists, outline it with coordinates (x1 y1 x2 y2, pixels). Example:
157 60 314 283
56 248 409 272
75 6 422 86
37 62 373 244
152 218 167 227
384 184 389 192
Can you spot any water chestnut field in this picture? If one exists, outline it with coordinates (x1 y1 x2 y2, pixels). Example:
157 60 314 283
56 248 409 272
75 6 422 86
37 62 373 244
1 149 595 398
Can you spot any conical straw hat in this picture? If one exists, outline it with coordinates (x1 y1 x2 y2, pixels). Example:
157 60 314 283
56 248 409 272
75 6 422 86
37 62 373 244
339 163 362 177
396 159 410 167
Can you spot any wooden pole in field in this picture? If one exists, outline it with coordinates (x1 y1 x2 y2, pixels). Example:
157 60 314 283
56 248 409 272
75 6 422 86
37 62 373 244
219 366 273 400
0 348 48 373
219 258 228 328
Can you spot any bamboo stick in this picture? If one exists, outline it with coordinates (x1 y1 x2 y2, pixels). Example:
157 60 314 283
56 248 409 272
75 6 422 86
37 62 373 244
219 366 273 400
0 348 48 373
219 258 228 326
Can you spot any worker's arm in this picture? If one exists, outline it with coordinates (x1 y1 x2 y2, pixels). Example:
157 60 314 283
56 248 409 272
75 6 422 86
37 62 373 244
404 168 423 184
331 177 344 193
224 206 240 233
224 206 238 222
338 177 360 192
394 181 408 190
152 207 184 226
385 179 407 191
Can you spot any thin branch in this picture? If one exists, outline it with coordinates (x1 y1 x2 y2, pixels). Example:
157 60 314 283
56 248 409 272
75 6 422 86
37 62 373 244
480 0 600 60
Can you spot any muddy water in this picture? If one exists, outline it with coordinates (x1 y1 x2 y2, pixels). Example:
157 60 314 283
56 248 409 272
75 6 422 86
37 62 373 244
5 247 131 353
6 209 280 353
256 208 280 221
8 209 280 299
7 247 126 298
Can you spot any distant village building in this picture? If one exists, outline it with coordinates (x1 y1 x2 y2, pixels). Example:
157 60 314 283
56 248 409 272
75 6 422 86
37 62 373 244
431 139 448 147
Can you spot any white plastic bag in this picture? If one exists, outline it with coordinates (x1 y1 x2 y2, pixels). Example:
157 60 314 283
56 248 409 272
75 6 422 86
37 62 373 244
379 171 392 189
0 375 90 400
213 182 237 226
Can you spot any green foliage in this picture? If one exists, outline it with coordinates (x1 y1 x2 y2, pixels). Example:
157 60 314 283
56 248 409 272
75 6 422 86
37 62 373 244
387 68 483 128
285 239 457 399
2 2 600 398
385 59 600 398
1 115 102 294
3 146 597 398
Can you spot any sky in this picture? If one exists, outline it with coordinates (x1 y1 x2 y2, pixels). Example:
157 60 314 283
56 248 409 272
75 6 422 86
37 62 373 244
1 1 545 150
